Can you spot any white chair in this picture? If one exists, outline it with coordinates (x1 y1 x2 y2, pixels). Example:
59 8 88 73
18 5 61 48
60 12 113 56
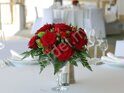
115 40 124 57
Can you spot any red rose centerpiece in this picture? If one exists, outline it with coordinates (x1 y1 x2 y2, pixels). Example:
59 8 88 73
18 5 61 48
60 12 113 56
23 23 92 74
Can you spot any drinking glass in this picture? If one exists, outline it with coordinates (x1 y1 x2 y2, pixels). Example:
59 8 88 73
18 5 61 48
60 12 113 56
87 29 95 50
89 29 102 65
0 30 5 50
99 38 108 56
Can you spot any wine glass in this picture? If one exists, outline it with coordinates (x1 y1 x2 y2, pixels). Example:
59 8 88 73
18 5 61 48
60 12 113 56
99 38 108 56
87 29 96 50
89 29 102 65
0 30 5 50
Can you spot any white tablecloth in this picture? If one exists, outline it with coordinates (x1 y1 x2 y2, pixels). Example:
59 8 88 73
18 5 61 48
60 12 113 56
31 7 106 38
0 39 29 60
0 64 124 93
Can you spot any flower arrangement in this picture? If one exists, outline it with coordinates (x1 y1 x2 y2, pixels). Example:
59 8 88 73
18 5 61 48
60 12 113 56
23 23 92 74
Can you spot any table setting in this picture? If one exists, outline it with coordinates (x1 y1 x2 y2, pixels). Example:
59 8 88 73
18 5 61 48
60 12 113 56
1 23 124 93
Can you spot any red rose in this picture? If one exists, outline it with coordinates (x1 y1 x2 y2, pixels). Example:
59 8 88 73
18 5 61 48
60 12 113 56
54 23 71 32
43 48 51 54
28 35 38 49
35 24 53 34
40 32 56 47
72 0 79 6
54 23 71 38
53 43 74 62
70 28 88 50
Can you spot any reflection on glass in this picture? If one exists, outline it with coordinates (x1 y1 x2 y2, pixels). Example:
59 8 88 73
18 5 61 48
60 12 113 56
0 30 5 50
99 38 108 56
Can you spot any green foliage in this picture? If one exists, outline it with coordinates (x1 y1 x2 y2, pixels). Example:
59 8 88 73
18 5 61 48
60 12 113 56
39 59 49 73
37 32 45 38
36 39 43 48
76 51 92 71
22 48 92 74
48 53 67 74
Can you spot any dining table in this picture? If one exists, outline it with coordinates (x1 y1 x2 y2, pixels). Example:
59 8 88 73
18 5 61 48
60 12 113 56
0 38 124 93
0 60 124 93
31 6 106 38
0 38 29 60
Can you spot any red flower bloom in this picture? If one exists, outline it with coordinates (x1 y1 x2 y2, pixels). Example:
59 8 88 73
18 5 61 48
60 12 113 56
35 24 53 34
28 35 38 49
43 48 52 54
70 28 87 50
72 0 79 6
24 23 91 74
54 23 71 32
53 43 74 62
40 31 56 47
54 23 71 38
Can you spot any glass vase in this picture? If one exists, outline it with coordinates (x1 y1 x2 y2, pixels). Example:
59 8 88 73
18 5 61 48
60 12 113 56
52 64 70 92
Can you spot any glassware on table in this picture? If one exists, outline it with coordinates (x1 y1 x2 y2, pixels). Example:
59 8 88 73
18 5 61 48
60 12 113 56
89 29 102 65
87 29 95 50
99 38 108 56
52 65 69 92
0 30 5 50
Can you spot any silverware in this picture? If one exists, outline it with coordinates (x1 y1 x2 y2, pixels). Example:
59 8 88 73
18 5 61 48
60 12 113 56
3 58 15 67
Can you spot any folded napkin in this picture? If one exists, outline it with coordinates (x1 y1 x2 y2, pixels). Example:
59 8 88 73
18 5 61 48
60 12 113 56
107 52 124 62
10 49 35 61
101 52 124 63
101 56 116 63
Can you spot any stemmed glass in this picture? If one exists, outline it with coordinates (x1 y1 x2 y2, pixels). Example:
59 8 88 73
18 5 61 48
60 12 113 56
52 70 63 91
52 65 69 92
0 30 5 50
99 38 108 56
87 29 95 50
88 29 102 64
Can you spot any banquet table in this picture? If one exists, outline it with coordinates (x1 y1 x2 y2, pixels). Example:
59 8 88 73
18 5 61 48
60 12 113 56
0 63 124 93
32 7 106 38
0 39 124 93
0 39 29 60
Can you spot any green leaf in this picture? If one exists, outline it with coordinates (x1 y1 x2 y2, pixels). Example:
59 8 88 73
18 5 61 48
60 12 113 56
69 57 78 66
39 60 49 73
81 50 90 57
37 32 45 38
54 62 62 74
39 54 47 61
76 51 92 71
81 56 92 71
48 55 67 74
30 49 36 58
36 39 43 48
21 51 31 59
